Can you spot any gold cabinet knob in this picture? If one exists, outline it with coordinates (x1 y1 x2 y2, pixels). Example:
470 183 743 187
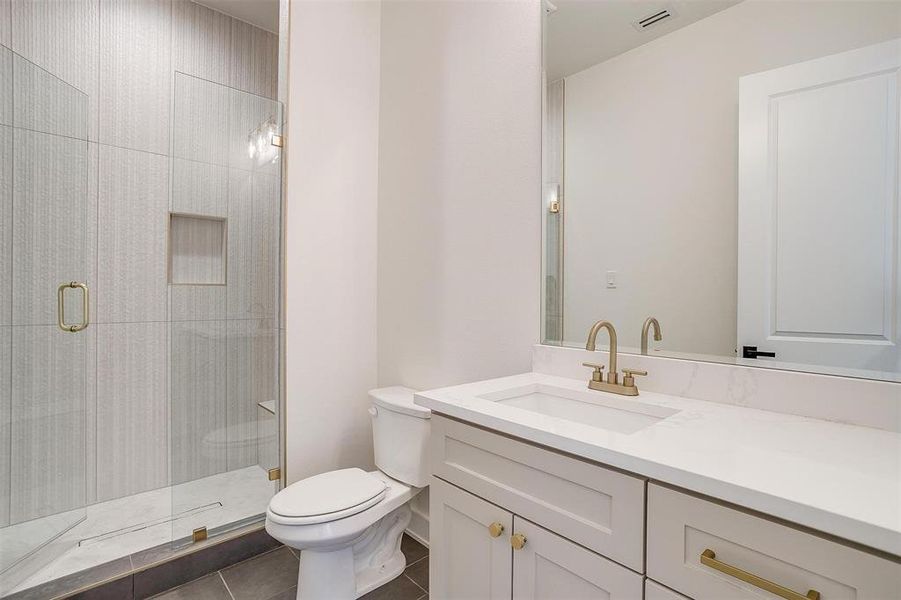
511 533 527 550
488 522 505 538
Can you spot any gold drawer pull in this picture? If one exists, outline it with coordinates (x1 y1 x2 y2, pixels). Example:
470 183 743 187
511 533 527 550
488 522 505 538
700 549 820 600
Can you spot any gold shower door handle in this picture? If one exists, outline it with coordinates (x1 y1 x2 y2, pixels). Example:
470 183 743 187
700 549 820 600
57 281 89 333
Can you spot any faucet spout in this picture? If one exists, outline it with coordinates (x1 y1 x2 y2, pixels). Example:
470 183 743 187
641 317 662 355
585 320 618 384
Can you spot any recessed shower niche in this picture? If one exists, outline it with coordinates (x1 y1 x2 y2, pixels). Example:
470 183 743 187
168 213 228 285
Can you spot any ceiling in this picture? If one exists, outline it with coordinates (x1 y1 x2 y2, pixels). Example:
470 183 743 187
197 0 279 33
546 0 741 80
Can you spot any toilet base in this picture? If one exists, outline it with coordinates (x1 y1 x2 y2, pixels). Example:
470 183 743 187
293 503 413 600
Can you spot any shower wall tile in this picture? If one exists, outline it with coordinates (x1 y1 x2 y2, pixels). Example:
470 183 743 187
0 46 11 126
83 325 97 506
173 0 230 83
170 286 225 321
169 320 226 484
0 126 9 327
171 158 228 217
0 0 10 47
0 326 10 527
172 72 229 166
96 322 168 501
13 52 89 140
229 19 277 100
228 91 281 174
9 325 87 523
12 129 89 326
226 319 277 470
99 0 170 154
226 171 279 320
11 0 99 140
96 145 168 323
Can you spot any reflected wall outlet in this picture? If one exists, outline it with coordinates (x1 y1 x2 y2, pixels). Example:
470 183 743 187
606 271 617 289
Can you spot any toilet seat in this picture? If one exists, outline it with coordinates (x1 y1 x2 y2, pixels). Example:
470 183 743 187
268 468 388 525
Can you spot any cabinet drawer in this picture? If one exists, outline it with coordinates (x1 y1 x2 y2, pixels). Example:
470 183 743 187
430 415 645 571
647 484 901 600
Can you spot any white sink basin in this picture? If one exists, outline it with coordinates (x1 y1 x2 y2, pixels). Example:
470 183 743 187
478 383 678 434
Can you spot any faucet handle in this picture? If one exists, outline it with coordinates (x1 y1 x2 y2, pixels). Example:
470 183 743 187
581 362 605 382
622 368 647 387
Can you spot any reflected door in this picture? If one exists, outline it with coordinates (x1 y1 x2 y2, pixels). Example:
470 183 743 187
737 38 901 375
0 46 90 592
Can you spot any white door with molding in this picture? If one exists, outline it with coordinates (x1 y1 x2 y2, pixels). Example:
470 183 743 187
737 38 901 375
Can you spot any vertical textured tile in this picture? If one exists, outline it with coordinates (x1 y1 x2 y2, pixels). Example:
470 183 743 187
12 129 89 326
0 326 10 526
226 171 280 320
170 286 225 321
83 325 97 505
0 45 11 126
99 0 170 153
171 158 227 217
170 320 226 484
172 72 229 166
10 326 87 522
226 319 276 470
229 19 277 99
172 0 230 83
0 125 10 327
228 91 281 174
96 145 168 323
13 52 89 139
11 0 99 140
226 168 252 319
0 0 10 47
96 322 168 501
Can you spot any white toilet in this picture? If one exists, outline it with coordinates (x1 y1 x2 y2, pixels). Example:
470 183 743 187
265 387 430 599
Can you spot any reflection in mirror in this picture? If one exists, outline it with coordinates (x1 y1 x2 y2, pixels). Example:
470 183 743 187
541 0 901 382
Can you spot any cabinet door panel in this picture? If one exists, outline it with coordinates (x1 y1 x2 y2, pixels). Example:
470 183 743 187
431 477 513 600
512 516 643 600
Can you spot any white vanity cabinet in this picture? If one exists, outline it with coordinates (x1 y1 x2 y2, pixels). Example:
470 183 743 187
428 415 901 600
430 477 643 600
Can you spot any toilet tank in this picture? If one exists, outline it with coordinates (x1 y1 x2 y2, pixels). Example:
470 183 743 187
369 387 430 488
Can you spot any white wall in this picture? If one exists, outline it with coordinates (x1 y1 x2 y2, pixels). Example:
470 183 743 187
284 0 381 483
377 0 542 391
562 0 901 356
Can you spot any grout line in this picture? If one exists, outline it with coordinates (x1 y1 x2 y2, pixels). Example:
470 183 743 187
404 573 427 596
405 554 428 568
218 570 237 600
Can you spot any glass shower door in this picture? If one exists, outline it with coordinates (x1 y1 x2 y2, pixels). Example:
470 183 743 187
0 45 90 594
168 73 282 546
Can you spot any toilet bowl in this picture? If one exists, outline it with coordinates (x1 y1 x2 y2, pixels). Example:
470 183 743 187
265 387 429 600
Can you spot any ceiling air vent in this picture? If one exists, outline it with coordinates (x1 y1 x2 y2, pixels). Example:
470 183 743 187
631 7 676 32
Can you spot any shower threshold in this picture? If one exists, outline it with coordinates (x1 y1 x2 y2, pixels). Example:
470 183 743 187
4 466 274 596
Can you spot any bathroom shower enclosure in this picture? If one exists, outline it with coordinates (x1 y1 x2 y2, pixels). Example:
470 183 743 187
0 1 283 595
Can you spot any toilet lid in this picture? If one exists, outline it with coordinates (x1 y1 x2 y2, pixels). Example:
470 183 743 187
269 468 387 522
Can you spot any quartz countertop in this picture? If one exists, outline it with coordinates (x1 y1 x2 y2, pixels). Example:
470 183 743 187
415 372 901 556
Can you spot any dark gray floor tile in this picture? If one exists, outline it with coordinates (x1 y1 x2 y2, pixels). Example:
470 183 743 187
263 587 297 600
131 528 279 570
68 575 134 600
360 573 423 600
401 535 428 566
5 557 134 600
133 529 280 599
149 574 231 600
220 547 298 600
404 557 428 591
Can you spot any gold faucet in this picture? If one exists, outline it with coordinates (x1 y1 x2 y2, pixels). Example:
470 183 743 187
583 320 647 396
641 317 662 355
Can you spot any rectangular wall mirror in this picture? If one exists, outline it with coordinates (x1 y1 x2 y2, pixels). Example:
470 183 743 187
541 0 901 383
